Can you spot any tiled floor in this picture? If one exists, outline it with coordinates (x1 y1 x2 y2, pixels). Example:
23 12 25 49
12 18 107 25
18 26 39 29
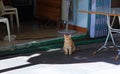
0 20 86 50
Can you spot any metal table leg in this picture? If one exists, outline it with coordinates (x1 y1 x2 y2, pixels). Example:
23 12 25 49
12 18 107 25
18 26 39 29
93 15 120 60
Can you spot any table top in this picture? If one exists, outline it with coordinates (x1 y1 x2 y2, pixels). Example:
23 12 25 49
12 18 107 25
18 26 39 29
80 8 120 16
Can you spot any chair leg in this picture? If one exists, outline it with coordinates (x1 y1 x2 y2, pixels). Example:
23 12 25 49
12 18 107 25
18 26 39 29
10 14 14 29
5 18 11 42
15 10 20 31
118 16 120 25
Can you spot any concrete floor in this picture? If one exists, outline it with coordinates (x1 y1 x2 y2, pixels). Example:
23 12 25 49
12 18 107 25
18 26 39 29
1 20 120 74
0 42 120 74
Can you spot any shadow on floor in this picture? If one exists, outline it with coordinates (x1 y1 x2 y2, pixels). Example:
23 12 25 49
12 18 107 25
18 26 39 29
0 43 120 73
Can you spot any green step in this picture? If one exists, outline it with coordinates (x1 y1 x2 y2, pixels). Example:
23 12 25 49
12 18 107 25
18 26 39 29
0 35 106 56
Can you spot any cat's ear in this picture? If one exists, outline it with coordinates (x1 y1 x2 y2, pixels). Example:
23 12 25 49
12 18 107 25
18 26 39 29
69 34 71 37
64 34 65 37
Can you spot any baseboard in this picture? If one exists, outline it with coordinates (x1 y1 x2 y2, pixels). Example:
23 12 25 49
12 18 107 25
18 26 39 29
68 24 88 33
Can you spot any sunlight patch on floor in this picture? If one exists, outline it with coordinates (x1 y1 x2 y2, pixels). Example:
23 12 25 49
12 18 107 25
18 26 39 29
46 48 62 52
1 52 120 74
0 53 41 70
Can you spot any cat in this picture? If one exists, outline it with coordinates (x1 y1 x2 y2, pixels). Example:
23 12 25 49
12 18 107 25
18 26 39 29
63 34 76 55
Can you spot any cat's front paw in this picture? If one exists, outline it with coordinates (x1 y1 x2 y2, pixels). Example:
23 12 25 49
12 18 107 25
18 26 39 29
64 52 68 55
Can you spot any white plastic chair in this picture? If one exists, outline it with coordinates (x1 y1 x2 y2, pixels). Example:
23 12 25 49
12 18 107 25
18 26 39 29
0 17 11 42
0 0 20 31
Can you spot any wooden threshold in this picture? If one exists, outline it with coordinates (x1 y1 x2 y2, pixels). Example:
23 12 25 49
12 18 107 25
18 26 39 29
68 24 88 33
59 24 87 33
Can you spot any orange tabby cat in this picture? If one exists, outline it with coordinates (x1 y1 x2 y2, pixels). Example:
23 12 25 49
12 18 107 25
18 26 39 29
63 34 76 55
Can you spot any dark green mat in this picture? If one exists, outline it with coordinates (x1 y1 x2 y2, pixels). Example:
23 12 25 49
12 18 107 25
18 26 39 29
0 35 106 56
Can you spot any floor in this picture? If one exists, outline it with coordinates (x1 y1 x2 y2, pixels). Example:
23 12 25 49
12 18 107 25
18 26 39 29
0 42 120 74
0 19 86 50
1 20 120 74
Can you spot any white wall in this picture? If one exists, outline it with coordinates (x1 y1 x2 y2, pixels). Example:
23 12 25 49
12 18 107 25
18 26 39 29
76 0 90 28
35 0 90 28
61 0 90 28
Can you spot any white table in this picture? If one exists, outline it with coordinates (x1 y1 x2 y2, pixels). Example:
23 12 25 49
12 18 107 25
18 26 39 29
80 8 120 60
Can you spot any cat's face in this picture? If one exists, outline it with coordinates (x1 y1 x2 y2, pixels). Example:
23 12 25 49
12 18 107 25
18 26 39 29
64 34 71 40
